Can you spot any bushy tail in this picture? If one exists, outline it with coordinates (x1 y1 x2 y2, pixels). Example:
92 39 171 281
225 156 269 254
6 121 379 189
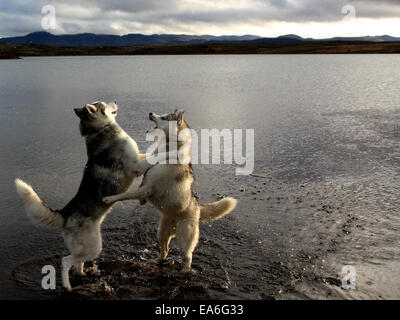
199 197 238 222
14 178 64 228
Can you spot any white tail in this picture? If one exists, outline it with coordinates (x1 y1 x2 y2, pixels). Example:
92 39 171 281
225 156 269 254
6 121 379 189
14 178 64 228
199 197 238 222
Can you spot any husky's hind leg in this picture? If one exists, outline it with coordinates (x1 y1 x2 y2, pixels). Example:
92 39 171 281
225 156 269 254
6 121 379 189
62 225 102 291
73 262 86 276
62 250 101 291
62 255 82 291
176 213 200 274
156 216 176 263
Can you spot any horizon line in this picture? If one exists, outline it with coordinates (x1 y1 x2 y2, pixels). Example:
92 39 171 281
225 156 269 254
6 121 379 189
0 31 398 40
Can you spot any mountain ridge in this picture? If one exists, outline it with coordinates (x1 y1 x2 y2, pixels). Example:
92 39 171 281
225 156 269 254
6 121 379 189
0 31 261 46
1 31 400 47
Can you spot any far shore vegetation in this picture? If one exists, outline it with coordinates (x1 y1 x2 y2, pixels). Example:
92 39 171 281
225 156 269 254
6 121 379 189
1 41 400 59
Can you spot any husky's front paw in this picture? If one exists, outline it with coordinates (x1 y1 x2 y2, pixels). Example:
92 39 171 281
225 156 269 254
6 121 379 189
103 196 116 204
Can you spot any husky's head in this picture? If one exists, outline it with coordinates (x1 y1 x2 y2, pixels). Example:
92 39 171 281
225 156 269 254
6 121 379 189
148 109 187 135
148 109 191 163
74 101 118 135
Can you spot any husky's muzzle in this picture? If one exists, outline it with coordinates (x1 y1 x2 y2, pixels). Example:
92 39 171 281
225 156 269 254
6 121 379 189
147 112 159 133
149 112 159 126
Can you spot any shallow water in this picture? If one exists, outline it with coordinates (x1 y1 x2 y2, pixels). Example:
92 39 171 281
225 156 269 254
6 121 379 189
1 55 400 299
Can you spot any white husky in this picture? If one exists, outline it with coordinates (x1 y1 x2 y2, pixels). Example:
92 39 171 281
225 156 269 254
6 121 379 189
14 101 158 291
103 110 238 273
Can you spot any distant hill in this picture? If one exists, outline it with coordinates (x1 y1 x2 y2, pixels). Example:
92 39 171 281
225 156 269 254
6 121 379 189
0 31 261 46
1 32 400 48
1 32 400 47
248 34 400 44
322 35 400 42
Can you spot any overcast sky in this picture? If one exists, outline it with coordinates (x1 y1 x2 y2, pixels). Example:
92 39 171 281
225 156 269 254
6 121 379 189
0 0 399 38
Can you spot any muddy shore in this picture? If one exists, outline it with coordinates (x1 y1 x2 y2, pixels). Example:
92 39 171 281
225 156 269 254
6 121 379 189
11 165 399 300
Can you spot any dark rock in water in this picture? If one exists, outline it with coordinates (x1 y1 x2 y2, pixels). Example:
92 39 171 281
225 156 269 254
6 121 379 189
322 277 341 286
168 285 210 300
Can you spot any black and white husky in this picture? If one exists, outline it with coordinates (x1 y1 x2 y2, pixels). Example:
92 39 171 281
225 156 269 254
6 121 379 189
103 110 238 273
14 101 156 291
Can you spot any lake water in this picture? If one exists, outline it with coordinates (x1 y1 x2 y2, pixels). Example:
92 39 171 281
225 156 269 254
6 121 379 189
1 55 400 299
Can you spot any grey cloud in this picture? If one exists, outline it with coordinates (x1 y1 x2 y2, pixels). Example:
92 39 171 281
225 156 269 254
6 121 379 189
93 0 180 13
0 0 399 37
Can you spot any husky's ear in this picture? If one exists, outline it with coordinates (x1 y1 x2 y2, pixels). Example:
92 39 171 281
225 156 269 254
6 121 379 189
108 101 117 109
85 104 97 118
177 109 185 125
74 108 84 119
